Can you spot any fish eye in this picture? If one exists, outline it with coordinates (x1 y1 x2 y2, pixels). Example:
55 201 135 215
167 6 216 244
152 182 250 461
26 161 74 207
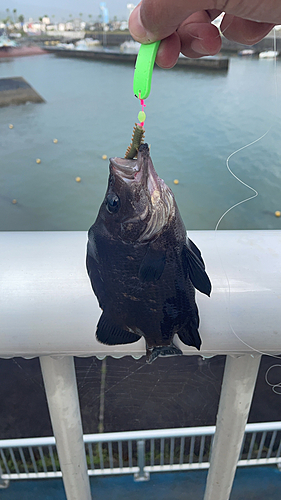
106 193 120 214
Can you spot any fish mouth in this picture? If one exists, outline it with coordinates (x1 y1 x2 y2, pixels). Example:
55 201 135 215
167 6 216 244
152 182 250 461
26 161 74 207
110 157 139 181
110 143 151 184
110 144 175 241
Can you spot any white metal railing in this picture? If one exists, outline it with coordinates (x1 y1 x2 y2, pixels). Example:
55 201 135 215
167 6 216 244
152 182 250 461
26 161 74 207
1 230 281 359
1 422 281 483
1 231 281 500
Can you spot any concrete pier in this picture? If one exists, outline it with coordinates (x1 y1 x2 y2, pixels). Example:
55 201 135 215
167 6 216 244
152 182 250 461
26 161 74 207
0 77 45 107
45 47 229 70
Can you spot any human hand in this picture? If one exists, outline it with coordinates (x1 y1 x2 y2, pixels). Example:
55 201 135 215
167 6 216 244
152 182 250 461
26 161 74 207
129 0 279 68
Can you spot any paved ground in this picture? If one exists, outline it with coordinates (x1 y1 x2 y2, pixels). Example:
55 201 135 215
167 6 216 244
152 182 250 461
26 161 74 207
0 355 280 439
0 467 280 500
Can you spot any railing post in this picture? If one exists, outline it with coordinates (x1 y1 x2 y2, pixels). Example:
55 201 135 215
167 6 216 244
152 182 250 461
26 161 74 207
204 354 261 500
134 439 150 481
0 465 9 489
40 355 92 500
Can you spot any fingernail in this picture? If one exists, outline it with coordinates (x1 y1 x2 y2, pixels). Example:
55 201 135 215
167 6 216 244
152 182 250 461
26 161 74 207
129 6 155 42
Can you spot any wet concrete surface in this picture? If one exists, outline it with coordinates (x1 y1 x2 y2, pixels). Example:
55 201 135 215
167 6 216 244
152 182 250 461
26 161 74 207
0 355 280 439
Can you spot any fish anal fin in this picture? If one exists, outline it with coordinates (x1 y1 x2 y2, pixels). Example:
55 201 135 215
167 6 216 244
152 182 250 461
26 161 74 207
138 246 166 282
96 313 140 345
177 327 202 351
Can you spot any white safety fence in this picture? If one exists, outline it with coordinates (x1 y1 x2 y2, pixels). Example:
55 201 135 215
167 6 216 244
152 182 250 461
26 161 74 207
1 230 281 499
1 422 281 485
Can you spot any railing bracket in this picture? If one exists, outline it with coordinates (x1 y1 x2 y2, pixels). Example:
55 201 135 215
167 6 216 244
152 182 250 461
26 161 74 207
0 478 9 489
134 471 150 482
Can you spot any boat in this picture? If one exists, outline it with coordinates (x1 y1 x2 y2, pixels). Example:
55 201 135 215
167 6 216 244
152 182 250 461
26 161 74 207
56 42 76 50
238 49 256 56
259 50 279 59
0 34 17 48
54 38 101 51
120 40 141 54
75 38 101 50
0 35 46 59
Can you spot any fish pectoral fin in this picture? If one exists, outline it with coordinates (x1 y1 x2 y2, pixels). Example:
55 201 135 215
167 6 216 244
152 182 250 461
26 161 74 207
96 313 141 345
138 246 166 282
86 253 105 309
182 241 212 297
186 237 205 267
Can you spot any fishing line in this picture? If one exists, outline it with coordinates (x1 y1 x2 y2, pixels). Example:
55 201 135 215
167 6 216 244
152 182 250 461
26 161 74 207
184 13 272 50
173 17 281 386
179 12 234 44
214 134 266 231
265 364 281 394
12 358 45 392
89 359 147 405
213 29 281 371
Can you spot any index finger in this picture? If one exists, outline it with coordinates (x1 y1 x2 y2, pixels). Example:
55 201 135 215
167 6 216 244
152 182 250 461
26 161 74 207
129 0 217 42
129 0 281 43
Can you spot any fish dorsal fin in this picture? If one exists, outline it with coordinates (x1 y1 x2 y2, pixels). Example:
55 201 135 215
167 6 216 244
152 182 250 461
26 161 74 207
96 312 141 345
138 245 166 282
182 238 212 296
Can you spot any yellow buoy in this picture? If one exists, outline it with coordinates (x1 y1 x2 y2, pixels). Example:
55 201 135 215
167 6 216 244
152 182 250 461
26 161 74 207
173 179 179 185
12 199 17 204
75 177 81 182
9 124 13 129
36 158 41 164
102 154 107 160
53 138 58 144
275 210 281 217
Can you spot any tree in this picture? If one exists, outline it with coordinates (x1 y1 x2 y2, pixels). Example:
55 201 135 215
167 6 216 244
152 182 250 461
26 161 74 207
5 8 10 23
79 12 83 19
18 14 24 25
13 8 17 23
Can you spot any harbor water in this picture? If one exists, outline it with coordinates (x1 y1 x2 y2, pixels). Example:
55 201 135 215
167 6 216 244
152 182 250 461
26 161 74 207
0 52 281 232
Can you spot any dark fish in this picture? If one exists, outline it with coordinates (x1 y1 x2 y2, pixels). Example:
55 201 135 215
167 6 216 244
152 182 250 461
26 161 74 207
86 144 211 363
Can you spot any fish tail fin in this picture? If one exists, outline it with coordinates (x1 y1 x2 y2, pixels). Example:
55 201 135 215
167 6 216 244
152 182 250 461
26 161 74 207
146 342 183 364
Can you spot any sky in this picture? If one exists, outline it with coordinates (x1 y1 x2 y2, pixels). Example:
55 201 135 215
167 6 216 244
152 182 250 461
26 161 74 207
0 0 139 22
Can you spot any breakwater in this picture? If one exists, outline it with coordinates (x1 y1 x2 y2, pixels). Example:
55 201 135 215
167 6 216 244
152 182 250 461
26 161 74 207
0 77 45 107
38 30 281 53
45 47 229 70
